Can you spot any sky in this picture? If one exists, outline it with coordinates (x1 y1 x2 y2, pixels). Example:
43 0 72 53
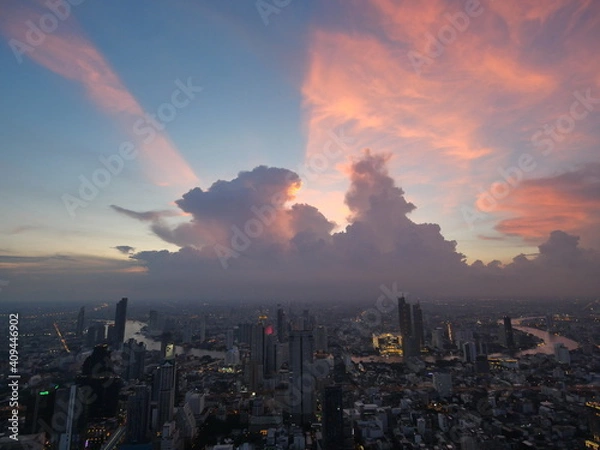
0 0 599 303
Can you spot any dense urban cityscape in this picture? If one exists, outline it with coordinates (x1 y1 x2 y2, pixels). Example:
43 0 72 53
1 295 599 449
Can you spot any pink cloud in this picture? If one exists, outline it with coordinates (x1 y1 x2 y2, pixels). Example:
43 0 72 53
301 0 600 234
493 164 600 246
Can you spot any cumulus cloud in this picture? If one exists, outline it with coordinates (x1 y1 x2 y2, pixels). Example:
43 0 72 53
162 165 303 248
115 151 600 300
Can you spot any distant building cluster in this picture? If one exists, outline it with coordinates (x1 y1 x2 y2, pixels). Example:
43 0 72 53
0 297 599 449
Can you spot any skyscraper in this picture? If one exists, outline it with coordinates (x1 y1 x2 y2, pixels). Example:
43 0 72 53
503 316 515 349
322 385 344 450
76 306 85 337
237 323 253 345
398 296 424 358
250 323 265 366
156 360 176 429
27 387 57 435
113 298 128 348
462 341 477 363
126 385 150 444
277 304 287 343
398 296 411 336
264 333 277 377
123 339 146 381
247 323 266 390
289 330 315 425
56 385 82 450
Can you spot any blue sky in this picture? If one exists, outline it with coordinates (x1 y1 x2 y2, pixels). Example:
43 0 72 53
1 0 599 302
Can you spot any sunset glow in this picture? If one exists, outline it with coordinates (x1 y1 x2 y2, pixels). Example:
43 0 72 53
0 0 599 301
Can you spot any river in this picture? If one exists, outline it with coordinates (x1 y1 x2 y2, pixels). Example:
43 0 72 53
513 323 579 356
124 320 225 359
494 316 579 356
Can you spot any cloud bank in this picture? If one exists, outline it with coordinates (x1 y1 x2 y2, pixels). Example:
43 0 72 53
107 151 600 301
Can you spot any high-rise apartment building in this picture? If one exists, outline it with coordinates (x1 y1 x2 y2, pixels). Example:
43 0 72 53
113 298 128 348
323 385 344 449
156 360 176 430
398 296 424 358
76 306 85 337
277 304 287 343
123 339 146 381
289 330 315 425
126 385 150 444
462 341 477 363
503 316 515 349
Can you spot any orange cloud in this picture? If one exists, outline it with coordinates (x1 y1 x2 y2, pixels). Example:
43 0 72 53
301 2 558 177
301 0 599 233
0 4 197 187
493 166 600 244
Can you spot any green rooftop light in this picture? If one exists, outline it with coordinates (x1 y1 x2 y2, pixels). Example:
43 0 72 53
39 391 49 395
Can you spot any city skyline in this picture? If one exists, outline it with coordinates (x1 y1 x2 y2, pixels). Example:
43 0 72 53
1 294 598 448
0 0 599 303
